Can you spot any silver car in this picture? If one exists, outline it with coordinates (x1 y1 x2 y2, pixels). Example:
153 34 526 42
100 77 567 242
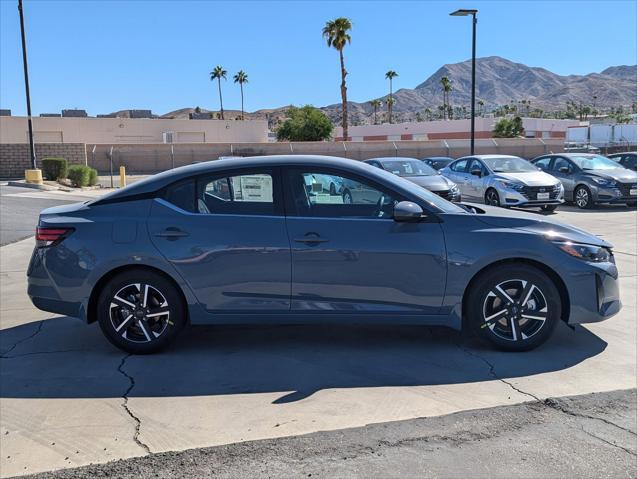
440 155 564 211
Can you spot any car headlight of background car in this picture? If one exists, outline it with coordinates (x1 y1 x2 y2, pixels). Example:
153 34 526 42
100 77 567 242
449 183 460 194
554 241 612 262
496 179 525 191
590 177 617 187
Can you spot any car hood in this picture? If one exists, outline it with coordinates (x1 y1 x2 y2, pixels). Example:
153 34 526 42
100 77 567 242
467 203 612 248
404 175 455 191
495 171 560 186
584 168 637 182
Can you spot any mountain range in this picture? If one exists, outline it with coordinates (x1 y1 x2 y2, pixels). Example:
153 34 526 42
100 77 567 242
155 56 637 125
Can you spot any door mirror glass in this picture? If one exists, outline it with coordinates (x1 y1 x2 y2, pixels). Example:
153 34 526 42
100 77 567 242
470 168 482 177
393 201 424 222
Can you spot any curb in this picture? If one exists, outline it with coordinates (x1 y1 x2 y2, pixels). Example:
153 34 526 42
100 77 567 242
7 181 59 191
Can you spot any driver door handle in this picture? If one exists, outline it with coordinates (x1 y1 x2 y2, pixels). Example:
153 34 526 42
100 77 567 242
294 232 329 245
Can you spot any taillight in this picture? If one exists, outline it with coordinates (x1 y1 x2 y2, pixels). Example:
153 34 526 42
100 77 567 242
35 227 74 247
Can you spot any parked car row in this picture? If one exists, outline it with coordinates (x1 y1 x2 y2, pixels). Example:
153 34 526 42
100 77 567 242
368 153 637 211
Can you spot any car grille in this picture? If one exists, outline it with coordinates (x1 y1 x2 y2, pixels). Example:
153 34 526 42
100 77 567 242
617 182 637 198
520 184 561 200
434 189 460 202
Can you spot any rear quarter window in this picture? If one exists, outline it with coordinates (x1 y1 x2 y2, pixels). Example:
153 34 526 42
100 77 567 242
162 179 196 212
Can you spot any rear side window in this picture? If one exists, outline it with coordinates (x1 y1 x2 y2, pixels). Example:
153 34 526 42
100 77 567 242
451 159 468 172
162 179 195 212
197 172 276 215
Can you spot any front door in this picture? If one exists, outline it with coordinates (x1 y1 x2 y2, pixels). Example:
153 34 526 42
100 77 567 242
283 168 447 314
445 158 472 199
550 157 576 200
148 168 291 312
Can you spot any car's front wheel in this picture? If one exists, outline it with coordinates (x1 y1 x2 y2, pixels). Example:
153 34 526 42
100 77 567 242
97 269 186 354
541 204 558 213
466 264 561 351
484 188 501 207
574 185 593 209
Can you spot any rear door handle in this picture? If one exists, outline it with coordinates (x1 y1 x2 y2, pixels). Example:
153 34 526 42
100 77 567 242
294 232 329 245
155 227 190 239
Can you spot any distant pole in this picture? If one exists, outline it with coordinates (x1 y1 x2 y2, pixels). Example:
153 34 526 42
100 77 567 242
470 12 477 155
18 0 36 169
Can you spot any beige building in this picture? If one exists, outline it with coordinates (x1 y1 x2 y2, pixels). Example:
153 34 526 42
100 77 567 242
0 116 269 144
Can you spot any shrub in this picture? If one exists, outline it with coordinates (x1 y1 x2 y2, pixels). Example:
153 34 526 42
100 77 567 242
41 158 68 180
88 168 98 186
67 165 97 187
276 105 333 141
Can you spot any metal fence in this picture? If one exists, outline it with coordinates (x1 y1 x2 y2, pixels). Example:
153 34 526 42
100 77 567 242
84 138 567 174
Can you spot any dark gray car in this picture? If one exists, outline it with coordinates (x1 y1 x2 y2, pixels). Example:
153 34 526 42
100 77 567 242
365 157 461 202
28 155 620 354
608 152 637 172
531 153 637 208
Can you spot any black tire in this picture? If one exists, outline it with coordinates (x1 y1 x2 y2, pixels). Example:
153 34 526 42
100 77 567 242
466 264 561 351
484 188 501 207
541 204 558 213
342 189 353 204
97 269 187 354
627 201 637 208
574 185 593 209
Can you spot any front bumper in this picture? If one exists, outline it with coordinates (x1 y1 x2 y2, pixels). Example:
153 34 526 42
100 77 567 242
566 260 621 324
498 184 564 208
592 183 637 204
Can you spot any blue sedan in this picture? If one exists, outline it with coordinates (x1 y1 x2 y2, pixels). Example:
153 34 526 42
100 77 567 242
28 156 621 353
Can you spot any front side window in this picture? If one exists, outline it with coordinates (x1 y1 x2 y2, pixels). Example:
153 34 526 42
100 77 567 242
289 170 397 219
451 159 468 172
553 158 571 172
197 172 276 215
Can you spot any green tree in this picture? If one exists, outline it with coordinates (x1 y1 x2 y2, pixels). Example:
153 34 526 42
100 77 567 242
493 116 524 138
440 76 452 119
477 100 484 117
424 107 432 121
233 70 249 120
323 17 353 140
276 105 333 141
210 65 227 120
385 70 398 123
369 99 382 124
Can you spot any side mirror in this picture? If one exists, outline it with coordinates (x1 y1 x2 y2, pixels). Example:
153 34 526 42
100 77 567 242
470 168 482 177
559 166 570 173
393 201 425 222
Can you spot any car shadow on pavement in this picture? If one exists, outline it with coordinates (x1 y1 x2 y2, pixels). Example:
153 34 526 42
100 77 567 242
0 316 607 403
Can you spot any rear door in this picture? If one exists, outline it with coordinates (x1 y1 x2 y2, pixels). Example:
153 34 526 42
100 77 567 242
148 168 291 313
283 167 447 314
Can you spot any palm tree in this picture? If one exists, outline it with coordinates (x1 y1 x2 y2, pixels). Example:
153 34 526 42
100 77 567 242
370 99 382 124
439 76 452 120
477 100 485 117
424 107 432 121
385 70 398 123
210 66 227 120
233 70 249 120
323 17 353 140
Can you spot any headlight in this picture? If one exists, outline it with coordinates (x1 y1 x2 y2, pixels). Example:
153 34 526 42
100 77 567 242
496 179 525 191
554 241 612 262
591 177 616 187
449 183 459 193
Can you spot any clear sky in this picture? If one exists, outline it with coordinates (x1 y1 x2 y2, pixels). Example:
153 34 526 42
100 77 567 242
1 0 636 116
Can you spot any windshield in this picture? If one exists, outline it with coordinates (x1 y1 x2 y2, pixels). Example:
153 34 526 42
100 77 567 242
370 167 466 214
482 157 538 173
380 160 437 177
570 155 623 170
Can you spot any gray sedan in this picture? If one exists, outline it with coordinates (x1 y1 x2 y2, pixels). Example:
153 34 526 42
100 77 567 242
440 155 564 211
365 157 461 202
531 153 637 208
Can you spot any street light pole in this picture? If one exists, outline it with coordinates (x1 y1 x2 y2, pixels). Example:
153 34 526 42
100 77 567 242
18 0 37 170
450 9 478 155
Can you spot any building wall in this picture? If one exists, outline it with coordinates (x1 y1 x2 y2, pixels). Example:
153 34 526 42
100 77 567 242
334 118 580 141
0 116 268 145
0 143 86 178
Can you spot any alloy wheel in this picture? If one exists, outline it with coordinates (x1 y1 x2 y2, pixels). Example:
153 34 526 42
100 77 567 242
343 191 353 204
575 187 590 208
482 279 548 342
109 283 170 343
486 189 500 207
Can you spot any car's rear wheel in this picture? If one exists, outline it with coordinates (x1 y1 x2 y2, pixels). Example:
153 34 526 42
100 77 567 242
97 269 186 354
485 188 501 207
574 185 593 209
466 264 561 351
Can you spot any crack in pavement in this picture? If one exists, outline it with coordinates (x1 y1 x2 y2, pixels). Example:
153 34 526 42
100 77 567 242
0 320 44 358
117 354 151 455
457 342 637 456
0 348 88 359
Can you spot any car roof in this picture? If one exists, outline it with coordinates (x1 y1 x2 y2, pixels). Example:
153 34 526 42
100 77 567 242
367 157 419 162
459 154 523 160
93 155 395 204
608 151 637 156
423 156 453 160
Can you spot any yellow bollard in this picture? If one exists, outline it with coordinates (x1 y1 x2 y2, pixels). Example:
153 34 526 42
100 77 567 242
25 169 43 185
119 166 126 188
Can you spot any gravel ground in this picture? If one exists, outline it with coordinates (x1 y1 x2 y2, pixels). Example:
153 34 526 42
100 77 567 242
20 389 637 479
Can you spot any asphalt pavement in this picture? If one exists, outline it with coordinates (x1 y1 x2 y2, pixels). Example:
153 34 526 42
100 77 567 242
21 389 637 479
